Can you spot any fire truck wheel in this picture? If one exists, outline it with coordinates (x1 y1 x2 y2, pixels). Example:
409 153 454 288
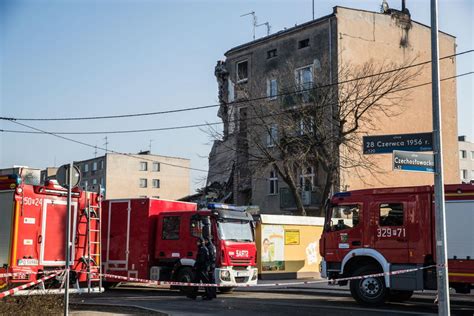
387 290 413 302
176 267 195 295
218 287 234 293
349 266 387 306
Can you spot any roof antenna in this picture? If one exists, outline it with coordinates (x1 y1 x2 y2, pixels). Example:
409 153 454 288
257 22 271 36
241 11 257 40
103 136 109 153
149 139 154 153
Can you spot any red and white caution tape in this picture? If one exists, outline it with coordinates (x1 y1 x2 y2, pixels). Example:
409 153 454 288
0 271 62 299
0 269 64 279
101 264 440 288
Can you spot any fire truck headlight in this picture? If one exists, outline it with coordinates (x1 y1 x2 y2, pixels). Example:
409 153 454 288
220 270 231 281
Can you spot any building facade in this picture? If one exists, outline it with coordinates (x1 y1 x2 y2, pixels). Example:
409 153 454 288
208 5 460 215
74 152 191 200
459 136 474 183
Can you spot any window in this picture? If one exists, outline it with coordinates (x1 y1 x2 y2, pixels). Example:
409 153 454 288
92 161 98 171
295 66 313 102
190 217 202 238
298 38 310 49
269 170 278 195
82 180 88 189
139 178 147 188
140 162 148 171
100 177 104 186
92 178 97 185
471 151 474 160
266 124 278 147
461 169 468 180
266 79 278 100
100 160 104 170
460 150 467 159
152 196 160 199
228 80 235 103
299 167 315 191
236 60 248 82
329 205 360 231
83 164 89 172
162 216 180 240
153 162 160 172
299 117 314 135
139 195 147 198
267 49 277 59
152 179 160 188
379 203 404 226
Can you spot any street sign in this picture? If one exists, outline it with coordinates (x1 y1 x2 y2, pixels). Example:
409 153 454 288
56 164 81 188
393 150 434 173
363 132 433 154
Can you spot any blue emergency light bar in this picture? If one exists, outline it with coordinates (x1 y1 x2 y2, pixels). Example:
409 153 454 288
207 203 247 212
333 192 351 198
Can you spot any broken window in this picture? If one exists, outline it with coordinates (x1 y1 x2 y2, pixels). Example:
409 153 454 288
298 38 310 49
266 79 278 100
236 60 248 82
267 49 277 59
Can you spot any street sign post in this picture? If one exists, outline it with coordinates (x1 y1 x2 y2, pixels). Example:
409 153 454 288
393 150 434 173
363 132 433 154
56 163 81 316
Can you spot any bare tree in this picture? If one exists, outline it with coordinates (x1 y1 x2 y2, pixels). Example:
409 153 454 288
209 58 422 216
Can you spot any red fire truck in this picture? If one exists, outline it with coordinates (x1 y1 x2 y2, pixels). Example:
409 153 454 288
102 199 258 291
0 174 102 292
320 183 474 305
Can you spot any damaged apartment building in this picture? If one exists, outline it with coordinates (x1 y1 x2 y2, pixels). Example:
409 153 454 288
207 4 459 215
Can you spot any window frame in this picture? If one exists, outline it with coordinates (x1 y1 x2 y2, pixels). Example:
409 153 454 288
268 169 279 195
140 161 148 171
152 179 160 188
298 38 310 49
266 123 278 148
266 78 278 100
379 203 404 227
139 178 148 188
236 60 249 83
162 216 181 240
152 162 160 172
267 49 277 59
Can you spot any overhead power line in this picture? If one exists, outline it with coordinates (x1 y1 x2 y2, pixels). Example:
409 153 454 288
1 71 472 135
0 49 472 122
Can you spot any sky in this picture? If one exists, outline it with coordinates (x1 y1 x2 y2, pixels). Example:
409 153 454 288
1 0 473 193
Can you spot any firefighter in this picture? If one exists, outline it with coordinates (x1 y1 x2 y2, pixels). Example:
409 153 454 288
205 237 217 299
187 237 212 300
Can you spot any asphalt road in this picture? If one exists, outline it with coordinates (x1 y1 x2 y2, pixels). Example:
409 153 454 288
72 283 474 316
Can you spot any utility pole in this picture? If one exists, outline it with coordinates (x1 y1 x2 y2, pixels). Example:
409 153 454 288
430 0 450 315
312 0 315 20
63 163 73 316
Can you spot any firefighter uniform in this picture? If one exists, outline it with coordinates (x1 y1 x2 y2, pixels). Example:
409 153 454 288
188 237 212 300
205 237 217 299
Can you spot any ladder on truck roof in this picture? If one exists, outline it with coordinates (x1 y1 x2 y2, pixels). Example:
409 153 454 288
85 193 103 293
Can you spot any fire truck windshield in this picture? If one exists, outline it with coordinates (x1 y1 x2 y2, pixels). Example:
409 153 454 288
217 220 254 242
327 204 360 232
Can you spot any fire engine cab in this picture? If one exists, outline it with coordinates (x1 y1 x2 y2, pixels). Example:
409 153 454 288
102 199 258 291
320 184 474 305
0 174 102 292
